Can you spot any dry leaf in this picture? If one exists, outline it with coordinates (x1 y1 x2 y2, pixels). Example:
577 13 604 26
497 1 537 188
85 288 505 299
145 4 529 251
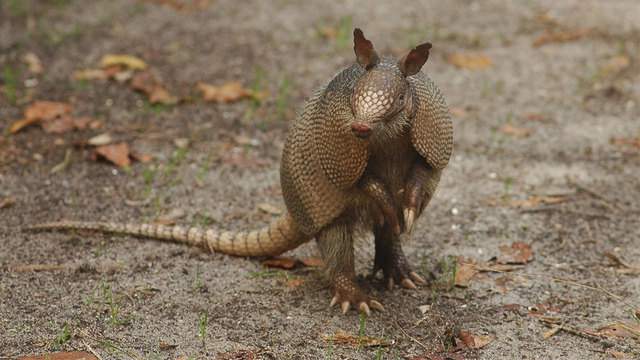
23 52 43 74
216 350 256 360
597 322 640 339
447 53 492 70
500 124 532 138
73 69 108 81
158 340 178 351
611 137 640 150
130 71 178 105
18 352 98 360
262 257 297 270
300 257 324 267
9 118 40 134
454 261 478 287
87 133 113 146
608 350 631 359
100 54 147 70
10 101 73 134
533 29 591 47
600 56 630 77
321 329 389 347
257 203 282 215
286 278 305 288
130 151 153 163
497 242 534 264
0 197 16 209
94 142 131 167
41 115 75 134
197 82 253 103
458 330 493 349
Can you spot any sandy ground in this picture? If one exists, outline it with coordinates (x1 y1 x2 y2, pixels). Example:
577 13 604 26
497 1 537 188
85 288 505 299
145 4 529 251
1 0 640 359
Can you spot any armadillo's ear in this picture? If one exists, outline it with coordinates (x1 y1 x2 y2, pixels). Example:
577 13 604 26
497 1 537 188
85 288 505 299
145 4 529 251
398 42 432 77
353 28 379 70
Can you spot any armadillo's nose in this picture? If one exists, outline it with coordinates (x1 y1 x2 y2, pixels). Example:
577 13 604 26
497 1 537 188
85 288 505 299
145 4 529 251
351 123 371 138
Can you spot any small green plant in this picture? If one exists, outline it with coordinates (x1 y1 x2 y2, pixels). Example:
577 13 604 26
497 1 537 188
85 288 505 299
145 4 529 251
198 311 208 348
248 269 288 279
433 255 457 291
250 66 266 108
374 346 384 360
52 323 71 350
101 280 125 326
334 16 353 49
2 65 19 105
192 265 204 291
275 77 291 121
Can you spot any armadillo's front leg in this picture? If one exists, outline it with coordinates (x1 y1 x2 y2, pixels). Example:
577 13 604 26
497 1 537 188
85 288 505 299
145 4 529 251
360 176 401 235
403 159 442 233
316 221 384 315
373 224 427 290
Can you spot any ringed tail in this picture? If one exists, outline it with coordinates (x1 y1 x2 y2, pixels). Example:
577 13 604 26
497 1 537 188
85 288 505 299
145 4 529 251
26 213 307 257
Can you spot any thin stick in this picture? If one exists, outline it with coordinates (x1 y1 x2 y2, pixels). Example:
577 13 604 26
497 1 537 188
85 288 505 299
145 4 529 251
83 340 104 360
394 320 429 352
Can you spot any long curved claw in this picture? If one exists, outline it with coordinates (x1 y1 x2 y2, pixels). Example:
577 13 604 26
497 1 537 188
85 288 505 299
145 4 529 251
401 278 417 289
386 277 395 291
330 295 339 308
370 300 385 312
403 207 416 233
359 302 371 316
341 301 351 314
409 271 427 285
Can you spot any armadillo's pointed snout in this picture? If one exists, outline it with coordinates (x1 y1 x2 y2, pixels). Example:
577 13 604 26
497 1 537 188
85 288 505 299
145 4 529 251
351 122 371 138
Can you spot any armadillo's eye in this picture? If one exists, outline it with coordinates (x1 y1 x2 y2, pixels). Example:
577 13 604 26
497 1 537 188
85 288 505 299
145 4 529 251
398 93 405 102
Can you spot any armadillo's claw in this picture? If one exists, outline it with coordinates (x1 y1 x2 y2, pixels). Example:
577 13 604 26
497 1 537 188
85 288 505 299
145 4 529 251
403 207 416 233
386 277 395 291
341 301 351 314
359 302 371 316
409 271 427 285
401 278 417 290
370 300 385 312
329 295 339 308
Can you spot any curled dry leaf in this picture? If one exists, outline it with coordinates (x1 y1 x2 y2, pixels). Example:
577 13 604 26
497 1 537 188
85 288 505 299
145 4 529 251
262 257 297 270
9 101 73 134
197 81 264 103
300 257 324 267
497 242 534 265
321 329 389 347
94 142 131 168
455 259 479 287
533 28 591 47
100 54 148 70
458 330 493 349
447 52 492 70
131 71 178 105
597 322 640 339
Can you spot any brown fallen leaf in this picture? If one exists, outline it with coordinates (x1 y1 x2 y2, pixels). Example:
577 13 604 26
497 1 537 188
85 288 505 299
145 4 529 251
262 257 297 270
300 257 324 267
130 71 178 105
458 330 493 349
10 101 73 134
610 137 640 150
596 322 640 339
197 81 263 103
497 242 534 264
100 54 147 70
9 118 40 134
41 115 75 134
454 260 478 287
130 151 153 163
94 142 131 167
18 352 98 360
500 124 532 138
447 52 492 70
533 28 591 47
23 52 43 74
0 197 16 209
158 340 178 351
321 329 389 347
286 278 305 289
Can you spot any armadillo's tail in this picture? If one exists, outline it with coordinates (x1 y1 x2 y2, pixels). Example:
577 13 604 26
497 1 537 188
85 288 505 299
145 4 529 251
25 213 308 257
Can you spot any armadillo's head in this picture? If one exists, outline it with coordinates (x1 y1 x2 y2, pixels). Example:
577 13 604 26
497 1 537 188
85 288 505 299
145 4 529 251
349 28 431 140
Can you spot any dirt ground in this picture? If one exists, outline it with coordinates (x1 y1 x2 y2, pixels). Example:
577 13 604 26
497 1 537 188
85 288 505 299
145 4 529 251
1 0 640 359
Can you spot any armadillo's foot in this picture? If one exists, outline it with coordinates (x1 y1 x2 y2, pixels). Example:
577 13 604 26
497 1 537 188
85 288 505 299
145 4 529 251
374 241 427 291
329 274 384 316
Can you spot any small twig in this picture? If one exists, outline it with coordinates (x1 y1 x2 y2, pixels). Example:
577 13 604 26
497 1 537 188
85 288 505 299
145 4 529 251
83 340 104 360
520 207 611 220
567 179 620 211
394 320 429 352
538 317 605 342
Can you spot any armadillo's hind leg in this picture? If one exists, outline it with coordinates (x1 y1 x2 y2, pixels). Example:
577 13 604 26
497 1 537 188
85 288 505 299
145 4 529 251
316 221 384 316
373 225 427 290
